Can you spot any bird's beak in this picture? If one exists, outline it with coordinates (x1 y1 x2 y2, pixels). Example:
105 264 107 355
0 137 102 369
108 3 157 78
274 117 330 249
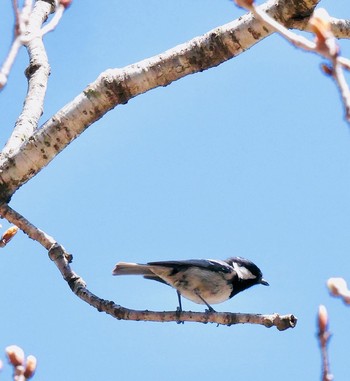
260 278 269 286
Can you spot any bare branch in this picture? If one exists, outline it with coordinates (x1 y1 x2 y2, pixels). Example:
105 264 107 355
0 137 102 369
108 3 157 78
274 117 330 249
0 37 22 90
252 4 316 51
317 305 333 381
330 17 350 39
235 2 350 120
0 204 297 330
0 0 322 202
333 60 350 120
20 0 34 31
338 56 350 71
12 0 20 37
0 204 54 249
40 4 65 36
292 16 350 40
0 0 33 90
49 242 297 330
2 1 53 157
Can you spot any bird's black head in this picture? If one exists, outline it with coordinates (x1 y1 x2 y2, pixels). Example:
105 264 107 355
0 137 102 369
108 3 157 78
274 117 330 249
226 257 269 297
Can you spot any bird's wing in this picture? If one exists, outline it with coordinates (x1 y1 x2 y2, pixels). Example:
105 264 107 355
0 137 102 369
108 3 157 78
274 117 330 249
147 259 233 273
143 275 169 285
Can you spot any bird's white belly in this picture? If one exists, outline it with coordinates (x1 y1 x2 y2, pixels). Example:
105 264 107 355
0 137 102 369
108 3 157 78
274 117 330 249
151 266 233 305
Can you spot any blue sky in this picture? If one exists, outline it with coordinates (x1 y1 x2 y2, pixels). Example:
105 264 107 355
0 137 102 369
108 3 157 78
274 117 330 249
1 1 350 380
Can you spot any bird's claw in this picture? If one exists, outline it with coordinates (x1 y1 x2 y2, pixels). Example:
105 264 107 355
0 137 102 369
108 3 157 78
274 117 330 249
176 306 184 324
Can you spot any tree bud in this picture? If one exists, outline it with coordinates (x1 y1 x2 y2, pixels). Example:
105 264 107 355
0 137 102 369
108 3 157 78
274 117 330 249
327 277 348 296
318 304 328 333
1 226 19 245
309 8 331 41
60 0 73 9
24 355 37 379
5 345 25 366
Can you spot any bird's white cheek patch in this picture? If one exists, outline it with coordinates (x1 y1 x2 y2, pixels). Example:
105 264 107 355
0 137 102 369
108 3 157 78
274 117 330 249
233 263 256 280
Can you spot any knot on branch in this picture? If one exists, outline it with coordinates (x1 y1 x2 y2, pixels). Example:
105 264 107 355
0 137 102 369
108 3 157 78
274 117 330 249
68 276 86 293
48 242 73 263
40 0 57 14
25 64 41 78
0 182 13 205
274 0 318 28
269 313 298 331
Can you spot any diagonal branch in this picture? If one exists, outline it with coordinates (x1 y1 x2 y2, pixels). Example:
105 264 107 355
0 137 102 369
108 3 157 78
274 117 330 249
0 0 321 202
0 203 297 331
0 37 22 90
239 3 350 120
0 0 31 90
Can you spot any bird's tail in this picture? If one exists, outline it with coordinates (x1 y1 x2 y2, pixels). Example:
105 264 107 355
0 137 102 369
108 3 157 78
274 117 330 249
112 262 154 276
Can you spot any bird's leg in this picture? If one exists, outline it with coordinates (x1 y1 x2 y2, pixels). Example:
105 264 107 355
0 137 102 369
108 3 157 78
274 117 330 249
194 290 216 312
177 290 183 312
176 291 184 324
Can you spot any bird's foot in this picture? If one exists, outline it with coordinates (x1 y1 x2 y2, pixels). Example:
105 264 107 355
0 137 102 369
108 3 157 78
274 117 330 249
176 306 184 324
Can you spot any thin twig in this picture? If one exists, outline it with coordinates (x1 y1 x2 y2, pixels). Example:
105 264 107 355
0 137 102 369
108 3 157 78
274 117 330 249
0 38 22 90
338 56 350 71
0 0 35 91
333 61 350 120
40 4 65 36
237 1 350 121
0 204 54 249
317 305 333 381
0 203 297 330
19 0 34 33
12 0 20 37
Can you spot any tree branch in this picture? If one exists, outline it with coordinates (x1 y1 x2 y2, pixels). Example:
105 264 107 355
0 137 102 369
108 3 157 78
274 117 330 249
329 17 350 39
2 1 53 156
0 203 297 331
291 17 350 39
317 305 333 381
0 0 321 202
237 3 350 120
0 37 22 90
0 0 33 90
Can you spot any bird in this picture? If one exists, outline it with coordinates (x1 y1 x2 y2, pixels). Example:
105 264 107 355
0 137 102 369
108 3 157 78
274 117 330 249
112 257 269 312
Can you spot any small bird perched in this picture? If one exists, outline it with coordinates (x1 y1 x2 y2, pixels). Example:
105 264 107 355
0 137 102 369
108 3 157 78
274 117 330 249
112 257 269 312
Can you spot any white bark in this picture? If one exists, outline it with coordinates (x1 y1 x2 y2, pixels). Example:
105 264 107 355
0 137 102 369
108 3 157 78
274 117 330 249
0 0 327 201
1 1 52 156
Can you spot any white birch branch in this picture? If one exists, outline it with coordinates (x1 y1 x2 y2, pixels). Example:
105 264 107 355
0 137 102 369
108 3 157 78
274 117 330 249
0 0 321 202
2 1 53 156
330 18 350 39
0 37 22 90
292 17 350 39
